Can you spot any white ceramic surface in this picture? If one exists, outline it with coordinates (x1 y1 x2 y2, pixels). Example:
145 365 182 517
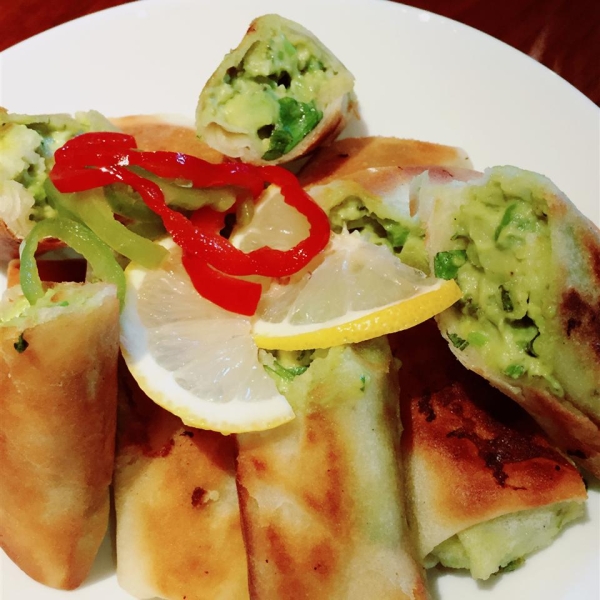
0 1 598 599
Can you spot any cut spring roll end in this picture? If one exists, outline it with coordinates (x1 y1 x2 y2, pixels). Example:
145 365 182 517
196 14 356 165
414 166 600 477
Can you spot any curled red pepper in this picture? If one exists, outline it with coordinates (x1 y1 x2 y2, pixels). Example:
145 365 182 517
49 132 331 316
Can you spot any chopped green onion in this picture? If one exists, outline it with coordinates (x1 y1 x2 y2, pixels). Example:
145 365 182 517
434 250 467 280
494 202 518 241
505 364 526 379
264 360 309 381
262 98 323 161
447 332 469 351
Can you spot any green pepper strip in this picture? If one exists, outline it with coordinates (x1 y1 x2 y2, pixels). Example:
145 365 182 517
20 217 126 308
44 179 167 269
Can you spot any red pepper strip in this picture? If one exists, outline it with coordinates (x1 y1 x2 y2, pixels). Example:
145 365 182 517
181 253 262 317
49 133 331 313
52 163 263 315
54 162 330 279
133 153 331 275
54 132 137 168
129 151 265 200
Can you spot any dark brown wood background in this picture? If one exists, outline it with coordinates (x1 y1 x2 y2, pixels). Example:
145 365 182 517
0 0 599 104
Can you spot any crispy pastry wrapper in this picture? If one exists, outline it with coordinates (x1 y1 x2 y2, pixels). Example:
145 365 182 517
391 320 587 580
298 136 473 187
114 367 249 600
0 282 119 590
111 115 225 163
414 166 600 476
196 14 356 165
236 339 428 600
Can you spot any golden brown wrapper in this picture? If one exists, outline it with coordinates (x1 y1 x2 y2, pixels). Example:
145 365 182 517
298 136 473 187
391 320 587 571
114 367 249 600
111 115 225 163
0 282 119 590
236 341 429 600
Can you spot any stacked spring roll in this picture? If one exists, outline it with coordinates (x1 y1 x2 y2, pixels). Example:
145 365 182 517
114 367 250 600
391 319 587 580
236 339 428 600
0 280 119 590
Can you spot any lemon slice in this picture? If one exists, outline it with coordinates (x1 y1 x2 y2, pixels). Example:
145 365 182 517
120 238 294 434
251 230 462 350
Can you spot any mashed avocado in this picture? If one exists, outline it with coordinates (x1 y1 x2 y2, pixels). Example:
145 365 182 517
212 31 328 160
311 180 429 273
0 283 114 331
427 501 583 580
434 170 561 392
0 111 117 235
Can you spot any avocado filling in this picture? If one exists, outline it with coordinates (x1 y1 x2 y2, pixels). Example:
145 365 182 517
0 283 115 330
434 171 561 393
311 180 429 273
211 32 334 160
0 111 117 236
427 501 583 580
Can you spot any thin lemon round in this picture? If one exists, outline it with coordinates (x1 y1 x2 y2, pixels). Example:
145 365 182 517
251 231 462 350
119 237 294 434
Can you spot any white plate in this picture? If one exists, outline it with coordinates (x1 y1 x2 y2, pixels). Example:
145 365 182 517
0 1 598 599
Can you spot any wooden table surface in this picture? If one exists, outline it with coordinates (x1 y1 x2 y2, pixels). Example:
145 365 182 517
0 0 598 105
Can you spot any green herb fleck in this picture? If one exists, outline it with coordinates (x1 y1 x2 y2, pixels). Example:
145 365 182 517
447 332 469 351
434 250 467 280
14 333 29 354
359 374 370 392
467 331 488 347
264 361 308 382
500 286 513 312
262 97 323 161
494 202 518 241
505 364 526 379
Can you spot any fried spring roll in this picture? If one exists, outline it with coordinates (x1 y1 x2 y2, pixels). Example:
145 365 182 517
0 110 118 260
413 166 600 476
391 320 587 580
196 14 356 165
0 281 119 590
236 339 428 600
114 368 249 600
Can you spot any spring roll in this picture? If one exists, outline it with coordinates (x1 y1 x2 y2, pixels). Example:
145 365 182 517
413 166 600 476
196 14 356 165
391 319 587 580
298 136 473 187
236 339 428 600
0 281 119 590
0 110 118 260
114 367 249 600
